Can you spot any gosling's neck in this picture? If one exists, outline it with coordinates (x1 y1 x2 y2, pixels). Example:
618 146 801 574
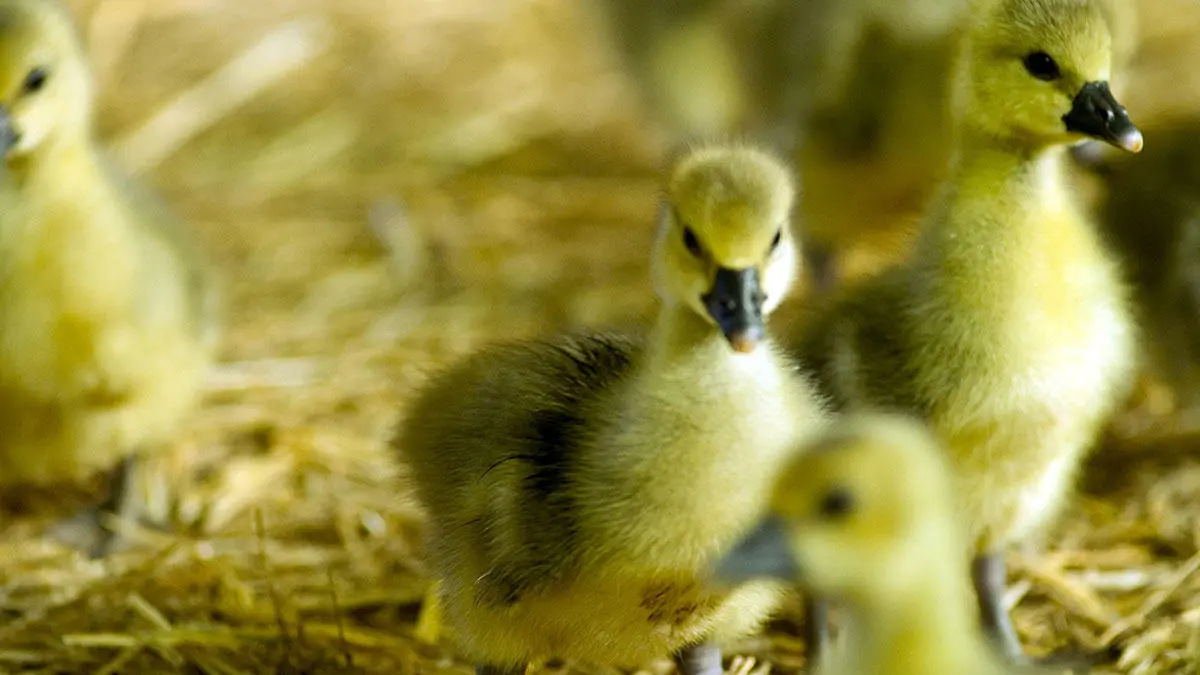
592 296 798 569
4 127 101 192
912 126 1084 293
947 127 1070 212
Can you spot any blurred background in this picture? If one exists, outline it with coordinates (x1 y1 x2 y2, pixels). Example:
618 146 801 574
0 0 1198 673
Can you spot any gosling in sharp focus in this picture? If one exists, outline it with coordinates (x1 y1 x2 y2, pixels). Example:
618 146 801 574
792 0 1140 665
0 0 218 555
714 415 1052 675
397 143 828 675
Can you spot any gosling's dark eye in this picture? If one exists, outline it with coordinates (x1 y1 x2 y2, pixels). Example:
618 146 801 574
769 229 783 252
1022 52 1060 81
682 226 703 258
817 487 855 520
22 66 48 94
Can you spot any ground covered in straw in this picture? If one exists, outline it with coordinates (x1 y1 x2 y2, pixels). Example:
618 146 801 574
0 1 1197 674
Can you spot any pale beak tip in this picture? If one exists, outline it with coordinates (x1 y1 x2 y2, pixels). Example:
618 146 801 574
1119 128 1144 153
728 333 761 354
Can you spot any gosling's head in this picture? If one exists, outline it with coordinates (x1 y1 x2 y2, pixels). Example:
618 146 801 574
0 0 93 162
955 0 1142 154
654 143 798 353
712 415 961 610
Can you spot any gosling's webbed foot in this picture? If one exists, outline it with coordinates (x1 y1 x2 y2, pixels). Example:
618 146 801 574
49 455 139 559
675 642 723 675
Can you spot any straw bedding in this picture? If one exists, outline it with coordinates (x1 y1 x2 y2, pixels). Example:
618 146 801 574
0 1 1197 673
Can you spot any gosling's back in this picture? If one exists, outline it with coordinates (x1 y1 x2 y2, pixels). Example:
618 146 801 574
403 331 640 588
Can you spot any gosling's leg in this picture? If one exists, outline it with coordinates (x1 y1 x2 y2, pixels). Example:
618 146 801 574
51 455 139 559
674 642 723 675
972 552 1116 672
88 454 140 558
803 595 831 669
972 552 1023 657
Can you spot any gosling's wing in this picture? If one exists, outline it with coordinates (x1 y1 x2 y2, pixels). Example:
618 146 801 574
396 330 643 600
399 329 643 489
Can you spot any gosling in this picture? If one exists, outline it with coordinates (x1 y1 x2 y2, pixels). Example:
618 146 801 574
792 0 1140 664
0 0 218 555
398 142 828 675
797 0 969 291
596 0 806 150
713 414 1055 675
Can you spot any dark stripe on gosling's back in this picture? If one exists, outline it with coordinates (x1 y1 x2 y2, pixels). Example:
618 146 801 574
484 333 638 596
521 333 638 503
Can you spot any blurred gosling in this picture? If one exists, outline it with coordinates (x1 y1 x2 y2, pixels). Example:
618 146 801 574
594 0 807 150
0 0 218 556
714 414 1053 675
797 0 970 290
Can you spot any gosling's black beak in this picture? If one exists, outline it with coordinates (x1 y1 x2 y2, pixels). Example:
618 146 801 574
713 516 800 585
1062 81 1143 153
0 106 17 157
702 267 765 353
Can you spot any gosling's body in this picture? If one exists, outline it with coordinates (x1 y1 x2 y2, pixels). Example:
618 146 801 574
0 1 216 520
401 144 827 671
801 0 969 175
714 415 1049 675
0 153 213 484
792 0 1140 660
407 329 818 666
803 150 1135 548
